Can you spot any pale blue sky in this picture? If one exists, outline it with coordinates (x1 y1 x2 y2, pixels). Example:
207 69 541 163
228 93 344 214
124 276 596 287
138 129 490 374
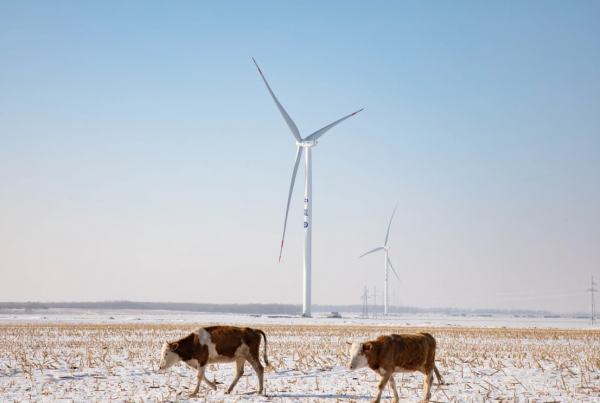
1 1 599 312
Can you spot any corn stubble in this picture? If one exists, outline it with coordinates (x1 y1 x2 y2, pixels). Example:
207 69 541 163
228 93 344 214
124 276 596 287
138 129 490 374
0 324 599 402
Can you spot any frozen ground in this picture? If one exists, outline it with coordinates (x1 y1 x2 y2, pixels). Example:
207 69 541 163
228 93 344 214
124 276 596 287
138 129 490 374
0 309 597 329
1 312 599 402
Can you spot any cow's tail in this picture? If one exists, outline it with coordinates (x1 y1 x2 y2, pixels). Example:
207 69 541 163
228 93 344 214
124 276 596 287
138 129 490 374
256 329 270 367
433 363 445 391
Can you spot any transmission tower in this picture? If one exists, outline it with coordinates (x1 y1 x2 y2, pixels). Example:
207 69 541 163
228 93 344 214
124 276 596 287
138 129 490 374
588 276 597 325
372 286 379 318
361 286 370 319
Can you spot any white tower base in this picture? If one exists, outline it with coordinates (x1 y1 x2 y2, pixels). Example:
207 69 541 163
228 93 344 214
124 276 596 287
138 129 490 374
302 147 312 317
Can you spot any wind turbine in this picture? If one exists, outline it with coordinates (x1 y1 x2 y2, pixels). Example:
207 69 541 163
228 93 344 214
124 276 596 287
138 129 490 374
358 205 400 315
253 58 363 318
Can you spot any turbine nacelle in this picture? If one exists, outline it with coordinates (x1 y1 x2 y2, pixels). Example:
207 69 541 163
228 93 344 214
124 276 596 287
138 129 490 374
297 141 318 148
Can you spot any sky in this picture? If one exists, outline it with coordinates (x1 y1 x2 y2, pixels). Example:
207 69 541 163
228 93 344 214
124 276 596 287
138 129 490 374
1 1 599 313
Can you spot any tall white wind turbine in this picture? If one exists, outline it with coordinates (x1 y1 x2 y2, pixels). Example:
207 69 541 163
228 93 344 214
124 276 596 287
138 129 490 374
253 58 363 317
358 205 400 315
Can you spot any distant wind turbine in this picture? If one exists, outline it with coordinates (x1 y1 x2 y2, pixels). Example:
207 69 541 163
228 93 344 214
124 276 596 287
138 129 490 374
253 58 363 317
358 205 400 315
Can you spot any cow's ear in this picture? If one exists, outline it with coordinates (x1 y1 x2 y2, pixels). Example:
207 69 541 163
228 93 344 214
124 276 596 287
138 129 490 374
362 342 372 352
170 342 179 352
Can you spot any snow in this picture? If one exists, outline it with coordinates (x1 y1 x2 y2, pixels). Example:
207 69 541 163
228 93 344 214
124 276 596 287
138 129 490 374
0 310 596 328
1 311 599 402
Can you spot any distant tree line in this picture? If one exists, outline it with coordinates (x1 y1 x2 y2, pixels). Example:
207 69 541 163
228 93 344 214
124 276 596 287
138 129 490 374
0 301 583 317
0 301 301 315
313 304 561 316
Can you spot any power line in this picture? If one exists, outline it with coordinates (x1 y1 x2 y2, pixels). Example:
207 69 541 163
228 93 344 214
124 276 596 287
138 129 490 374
421 287 588 301
425 292 587 303
588 276 597 325
361 286 370 319
372 286 379 318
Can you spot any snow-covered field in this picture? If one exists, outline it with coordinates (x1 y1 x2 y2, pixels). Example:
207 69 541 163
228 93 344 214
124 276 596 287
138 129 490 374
1 312 599 402
1 310 595 328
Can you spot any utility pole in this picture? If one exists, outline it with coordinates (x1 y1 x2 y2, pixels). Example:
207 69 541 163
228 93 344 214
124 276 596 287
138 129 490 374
361 287 370 319
373 286 379 318
588 276 597 325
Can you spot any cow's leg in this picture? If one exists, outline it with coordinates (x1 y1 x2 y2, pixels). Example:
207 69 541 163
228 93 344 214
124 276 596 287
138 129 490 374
246 356 265 395
226 357 246 394
202 371 218 391
374 370 393 403
389 375 400 403
422 370 434 402
190 366 206 396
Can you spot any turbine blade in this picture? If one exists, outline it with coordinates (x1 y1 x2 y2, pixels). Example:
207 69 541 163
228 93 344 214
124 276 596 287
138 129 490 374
279 146 304 262
384 204 398 246
388 256 401 282
303 109 363 142
358 246 384 259
253 58 302 143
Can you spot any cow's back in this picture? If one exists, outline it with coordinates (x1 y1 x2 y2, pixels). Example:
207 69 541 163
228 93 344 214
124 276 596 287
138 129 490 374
388 333 436 372
197 326 262 362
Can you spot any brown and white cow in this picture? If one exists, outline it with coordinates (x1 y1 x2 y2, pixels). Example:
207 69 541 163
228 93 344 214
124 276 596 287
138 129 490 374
159 326 269 396
348 332 443 403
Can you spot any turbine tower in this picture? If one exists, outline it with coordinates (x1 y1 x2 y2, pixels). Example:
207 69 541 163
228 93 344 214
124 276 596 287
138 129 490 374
253 59 363 318
358 205 400 315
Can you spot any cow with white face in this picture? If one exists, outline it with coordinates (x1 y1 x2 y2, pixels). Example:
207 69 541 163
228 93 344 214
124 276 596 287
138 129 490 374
348 332 443 403
159 326 269 397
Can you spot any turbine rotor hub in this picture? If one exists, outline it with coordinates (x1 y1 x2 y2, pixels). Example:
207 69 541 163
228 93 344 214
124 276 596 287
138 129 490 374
297 141 318 148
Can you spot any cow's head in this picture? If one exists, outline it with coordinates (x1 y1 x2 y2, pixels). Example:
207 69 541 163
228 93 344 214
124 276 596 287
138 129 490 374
348 342 371 371
159 342 182 370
